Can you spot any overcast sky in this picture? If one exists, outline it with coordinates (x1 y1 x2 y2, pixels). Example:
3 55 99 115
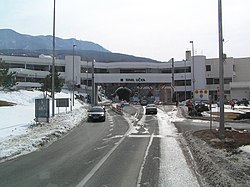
1 0 249 61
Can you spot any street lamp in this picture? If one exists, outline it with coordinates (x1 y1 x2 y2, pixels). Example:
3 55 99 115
72 44 77 107
52 0 56 117
171 58 174 102
183 59 187 101
91 59 95 105
218 0 225 140
190 41 195 93
86 61 89 93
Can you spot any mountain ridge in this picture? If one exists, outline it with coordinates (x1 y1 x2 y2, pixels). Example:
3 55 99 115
0 29 161 62
0 29 110 52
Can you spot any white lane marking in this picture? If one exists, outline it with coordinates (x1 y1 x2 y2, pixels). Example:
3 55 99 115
136 133 154 187
107 133 112 137
128 134 163 138
94 144 109 151
76 120 133 187
109 128 114 132
102 135 124 141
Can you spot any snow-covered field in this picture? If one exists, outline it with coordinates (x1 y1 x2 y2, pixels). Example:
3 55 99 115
0 90 88 162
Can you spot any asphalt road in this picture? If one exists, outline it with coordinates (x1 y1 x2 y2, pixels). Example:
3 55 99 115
0 106 161 187
0 108 129 187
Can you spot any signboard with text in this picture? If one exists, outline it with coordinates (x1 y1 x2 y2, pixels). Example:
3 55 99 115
56 98 69 107
35 98 50 122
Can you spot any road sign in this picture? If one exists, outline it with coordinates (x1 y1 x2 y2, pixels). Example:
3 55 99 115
35 98 50 123
193 90 209 101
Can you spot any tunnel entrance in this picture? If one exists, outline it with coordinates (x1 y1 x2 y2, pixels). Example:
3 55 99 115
115 87 132 101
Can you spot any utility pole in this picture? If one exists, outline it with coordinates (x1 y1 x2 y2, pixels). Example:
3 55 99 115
184 59 187 101
91 59 95 105
52 0 56 117
171 58 174 102
190 41 195 92
72 44 76 107
218 0 225 140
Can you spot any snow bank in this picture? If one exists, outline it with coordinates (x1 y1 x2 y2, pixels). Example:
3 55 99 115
239 145 250 154
0 90 88 162
158 108 199 187
183 131 250 186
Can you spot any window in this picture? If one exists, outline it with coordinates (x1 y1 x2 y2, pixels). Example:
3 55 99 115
96 68 108 73
224 78 232 84
206 65 211 71
120 69 146 73
174 80 191 86
206 78 219 85
8 63 25 68
161 69 172 73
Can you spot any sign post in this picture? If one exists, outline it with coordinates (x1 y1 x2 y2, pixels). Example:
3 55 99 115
35 98 50 123
56 98 69 113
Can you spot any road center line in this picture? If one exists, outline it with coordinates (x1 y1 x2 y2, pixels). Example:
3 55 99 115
76 119 133 187
136 133 154 187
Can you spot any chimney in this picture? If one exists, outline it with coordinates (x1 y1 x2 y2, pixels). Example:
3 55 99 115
186 50 191 61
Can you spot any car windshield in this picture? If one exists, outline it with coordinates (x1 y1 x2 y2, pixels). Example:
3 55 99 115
147 104 155 107
88 107 104 112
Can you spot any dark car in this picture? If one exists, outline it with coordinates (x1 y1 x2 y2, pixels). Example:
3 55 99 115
237 98 249 106
87 106 106 122
145 104 157 115
140 100 148 106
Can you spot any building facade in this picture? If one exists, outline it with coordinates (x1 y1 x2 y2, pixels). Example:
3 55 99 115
1 52 250 102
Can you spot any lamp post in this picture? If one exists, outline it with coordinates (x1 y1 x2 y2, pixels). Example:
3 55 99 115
91 59 95 105
218 0 225 140
86 61 89 93
72 44 77 107
190 41 195 93
183 59 187 101
171 58 174 102
52 0 56 117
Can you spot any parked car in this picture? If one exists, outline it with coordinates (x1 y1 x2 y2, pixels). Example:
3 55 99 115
140 100 148 106
145 104 157 115
237 98 249 106
87 106 106 122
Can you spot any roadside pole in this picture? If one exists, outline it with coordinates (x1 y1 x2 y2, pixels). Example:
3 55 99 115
91 59 95 106
171 58 174 103
218 0 225 140
209 95 212 131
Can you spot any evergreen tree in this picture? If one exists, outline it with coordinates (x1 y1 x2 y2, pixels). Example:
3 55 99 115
40 69 64 95
0 58 16 89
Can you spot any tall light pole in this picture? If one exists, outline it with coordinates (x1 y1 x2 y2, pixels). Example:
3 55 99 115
218 0 225 140
86 61 89 93
91 59 95 105
52 0 56 117
190 41 195 94
183 59 187 101
171 58 175 102
72 44 77 107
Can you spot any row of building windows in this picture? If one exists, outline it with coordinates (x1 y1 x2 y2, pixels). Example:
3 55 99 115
80 67 192 74
8 63 65 72
174 80 191 86
206 78 232 84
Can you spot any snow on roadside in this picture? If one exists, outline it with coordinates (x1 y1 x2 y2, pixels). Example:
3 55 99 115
239 145 250 154
0 90 88 162
158 108 199 187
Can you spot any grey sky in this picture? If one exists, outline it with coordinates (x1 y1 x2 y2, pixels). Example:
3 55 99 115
1 0 249 61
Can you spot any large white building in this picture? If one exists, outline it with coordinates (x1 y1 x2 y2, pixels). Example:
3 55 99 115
1 52 250 102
